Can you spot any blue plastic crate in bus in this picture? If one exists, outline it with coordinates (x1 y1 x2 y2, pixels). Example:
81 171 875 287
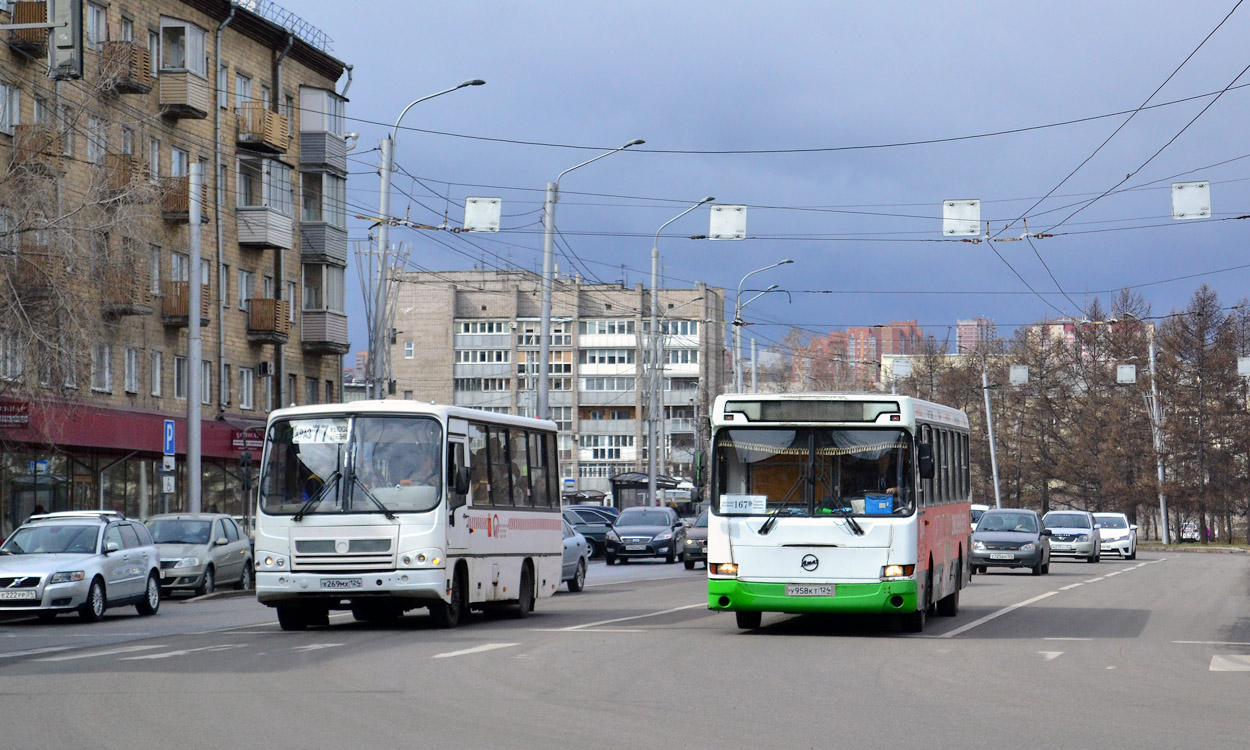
865 494 894 514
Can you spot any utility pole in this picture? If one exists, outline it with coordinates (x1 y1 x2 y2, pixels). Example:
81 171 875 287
1147 327 1169 543
188 163 203 513
982 367 1002 508
368 135 394 400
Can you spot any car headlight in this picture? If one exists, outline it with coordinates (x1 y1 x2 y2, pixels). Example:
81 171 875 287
1020 543 1035 552
606 530 620 542
173 556 201 568
654 531 673 542
1073 533 1087 540
972 540 985 551
49 570 85 584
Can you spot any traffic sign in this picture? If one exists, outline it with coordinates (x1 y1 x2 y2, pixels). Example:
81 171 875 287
162 475 176 494
163 419 175 455
163 455 175 472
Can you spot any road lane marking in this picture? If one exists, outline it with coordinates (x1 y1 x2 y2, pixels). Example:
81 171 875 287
291 643 344 652
1059 583 1083 591
1104 571 1123 577
35 645 163 662
940 591 1057 638
433 643 518 659
1040 651 1063 661
1210 655 1250 671
558 603 707 631
532 628 645 633
120 644 247 661
0 646 73 659
1083 578 1106 583
1175 641 1250 646
1045 637 1092 641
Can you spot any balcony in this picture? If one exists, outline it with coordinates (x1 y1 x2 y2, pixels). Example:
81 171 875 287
10 124 63 176
236 101 290 154
158 71 210 119
237 207 293 250
101 266 154 318
99 42 153 95
7 1 47 56
160 282 210 327
247 299 291 344
301 310 350 354
299 222 347 265
579 418 637 436
298 131 346 174
6 249 60 308
160 176 209 223
99 154 151 203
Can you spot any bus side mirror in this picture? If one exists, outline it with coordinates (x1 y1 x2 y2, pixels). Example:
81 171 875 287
693 451 707 489
917 444 935 479
454 466 470 496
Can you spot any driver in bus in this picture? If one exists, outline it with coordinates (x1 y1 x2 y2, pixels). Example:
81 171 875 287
401 447 440 486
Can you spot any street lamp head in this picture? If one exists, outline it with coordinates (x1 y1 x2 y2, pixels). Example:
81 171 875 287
764 284 779 292
701 196 716 203
780 259 794 265
461 79 486 87
624 139 646 148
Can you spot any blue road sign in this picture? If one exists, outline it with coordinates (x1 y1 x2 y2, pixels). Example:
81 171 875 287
163 419 176 455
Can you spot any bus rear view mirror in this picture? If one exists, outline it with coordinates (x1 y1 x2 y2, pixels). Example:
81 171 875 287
917 444 935 479
454 466 470 496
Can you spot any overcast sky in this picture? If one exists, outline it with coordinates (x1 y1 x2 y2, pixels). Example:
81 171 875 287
297 0 1250 359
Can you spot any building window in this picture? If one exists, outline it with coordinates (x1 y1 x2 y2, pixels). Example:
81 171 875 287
0 331 22 381
160 17 207 76
455 321 509 335
124 348 138 393
147 30 158 75
0 84 19 135
171 251 189 283
404 342 414 359
217 163 227 212
201 360 212 405
221 364 230 406
170 147 188 177
234 73 251 111
32 96 47 125
299 87 345 135
287 373 297 406
286 280 297 321
86 2 107 50
284 94 295 136
325 379 334 403
91 345 112 393
239 368 254 410
301 264 344 312
119 16 134 42
120 127 134 156
217 62 228 109
579 320 636 335
151 352 162 396
301 173 346 227
219 263 230 307
86 116 106 165
305 377 318 405
174 356 187 400
148 138 160 181
579 377 635 391
237 156 292 215
0 210 15 257
59 105 73 156
238 269 254 311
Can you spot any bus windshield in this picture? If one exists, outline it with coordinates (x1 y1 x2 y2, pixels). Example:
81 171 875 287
260 415 443 516
713 427 914 517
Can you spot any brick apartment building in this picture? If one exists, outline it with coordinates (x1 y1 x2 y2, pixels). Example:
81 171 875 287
387 270 725 498
0 0 350 535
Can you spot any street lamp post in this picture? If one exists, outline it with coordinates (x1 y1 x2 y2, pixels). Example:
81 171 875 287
537 139 644 420
733 260 793 392
647 199 712 508
369 79 485 399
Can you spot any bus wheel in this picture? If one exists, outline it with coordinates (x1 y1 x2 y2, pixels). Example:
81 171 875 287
735 611 762 630
430 568 466 628
512 564 535 619
276 604 308 631
903 569 931 632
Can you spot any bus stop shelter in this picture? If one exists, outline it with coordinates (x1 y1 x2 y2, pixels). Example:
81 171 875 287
561 489 608 507
610 472 683 510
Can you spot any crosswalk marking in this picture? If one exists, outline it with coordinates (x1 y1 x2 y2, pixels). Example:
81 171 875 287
1209 655 1250 671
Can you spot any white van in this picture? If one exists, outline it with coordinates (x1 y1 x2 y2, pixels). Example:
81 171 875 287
970 504 990 532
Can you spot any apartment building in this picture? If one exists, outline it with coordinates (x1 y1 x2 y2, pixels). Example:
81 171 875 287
388 270 726 498
0 0 350 535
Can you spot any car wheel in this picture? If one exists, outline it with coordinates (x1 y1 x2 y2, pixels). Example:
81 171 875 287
1031 561 1043 576
276 604 309 631
430 567 466 629
236 564 254 591
605 554 616 566
735 611 762 630
136 573 161 616
684 559 696 570
196 565 215 597
585 541 599 560
1041 562 1050 574
512 564 535 618
567 558 586 592
78 578 106 623
665 546 677 564
1127 548 1136 561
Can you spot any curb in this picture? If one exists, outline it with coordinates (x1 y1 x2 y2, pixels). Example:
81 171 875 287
1138 544 1248 554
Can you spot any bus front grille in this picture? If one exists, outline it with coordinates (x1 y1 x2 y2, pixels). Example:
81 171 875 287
291 553 396 571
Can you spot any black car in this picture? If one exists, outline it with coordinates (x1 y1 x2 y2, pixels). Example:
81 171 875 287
604 506 687 564
562 508 612 559
971 508 1052 575
682 509 709 569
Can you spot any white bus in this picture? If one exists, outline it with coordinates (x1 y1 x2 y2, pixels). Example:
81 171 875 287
707 393 971 632
255 401 563 630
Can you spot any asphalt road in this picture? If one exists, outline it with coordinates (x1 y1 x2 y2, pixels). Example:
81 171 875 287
1 552 1247 749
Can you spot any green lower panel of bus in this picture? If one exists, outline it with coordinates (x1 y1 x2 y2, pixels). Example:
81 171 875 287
708 578 919 615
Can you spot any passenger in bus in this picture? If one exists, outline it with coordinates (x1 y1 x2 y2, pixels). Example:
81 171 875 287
400 448 440 487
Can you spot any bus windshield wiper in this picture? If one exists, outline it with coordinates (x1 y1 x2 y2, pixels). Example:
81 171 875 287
758 498 798 536
833 505 865 536
293 469 340 522
350 474 397 520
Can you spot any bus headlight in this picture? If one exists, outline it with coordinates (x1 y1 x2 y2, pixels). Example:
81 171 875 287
882 564 915 579
711 563 738 576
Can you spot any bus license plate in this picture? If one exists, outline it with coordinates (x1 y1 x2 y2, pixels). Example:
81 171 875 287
320 577 362 590
0 590 38 600
785 584 834 597
988 553 1014 560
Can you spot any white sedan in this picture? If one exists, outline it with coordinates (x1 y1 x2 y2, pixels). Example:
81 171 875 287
1093 512 1137 560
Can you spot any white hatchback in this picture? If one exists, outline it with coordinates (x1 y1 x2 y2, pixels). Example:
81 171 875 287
1093 512 1137 560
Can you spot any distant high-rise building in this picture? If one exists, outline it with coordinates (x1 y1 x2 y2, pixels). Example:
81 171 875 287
797 320 922 386
956 318 996 354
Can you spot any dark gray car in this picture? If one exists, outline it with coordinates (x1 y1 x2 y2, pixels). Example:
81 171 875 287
604 506 686 564
562 508 612 559
971 508 1051 575
682 509 708 569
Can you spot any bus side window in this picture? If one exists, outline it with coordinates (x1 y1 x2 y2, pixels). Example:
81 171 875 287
468 423 491 507
919 424 933 507
488 426 513 506
510 428 530 507
528 431 550 508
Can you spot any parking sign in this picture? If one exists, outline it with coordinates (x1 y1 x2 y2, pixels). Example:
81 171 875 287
163 419 176 455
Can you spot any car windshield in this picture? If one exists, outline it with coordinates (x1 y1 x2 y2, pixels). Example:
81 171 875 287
713 427 915 517
260 415 443 515
976 512 1037 534
1 524 98 555
1096 515 1128 529
147 519 211 545
617 510 670 527
694 510 709 528
971 507 987 525
1045 513 1090 529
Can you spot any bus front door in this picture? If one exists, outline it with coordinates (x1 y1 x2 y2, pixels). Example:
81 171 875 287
446 437 470 555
